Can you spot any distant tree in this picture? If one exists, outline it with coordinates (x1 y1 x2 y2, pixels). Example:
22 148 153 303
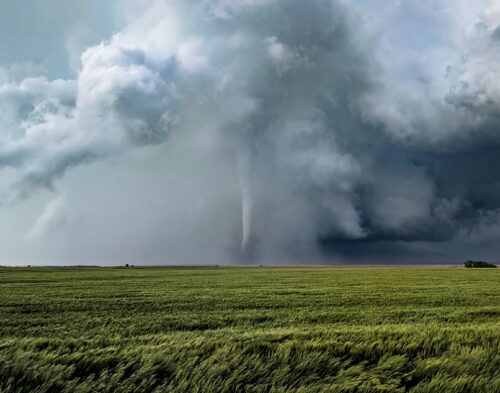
464 260 497 268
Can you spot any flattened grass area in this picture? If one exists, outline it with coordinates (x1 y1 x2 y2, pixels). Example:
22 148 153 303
0 267 499 392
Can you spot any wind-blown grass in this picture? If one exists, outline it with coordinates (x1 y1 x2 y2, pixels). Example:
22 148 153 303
0 267 498 392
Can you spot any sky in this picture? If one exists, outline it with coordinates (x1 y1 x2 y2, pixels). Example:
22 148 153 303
1 0 500 265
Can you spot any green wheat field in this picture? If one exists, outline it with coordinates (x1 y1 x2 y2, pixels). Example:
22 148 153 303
0 266 499 392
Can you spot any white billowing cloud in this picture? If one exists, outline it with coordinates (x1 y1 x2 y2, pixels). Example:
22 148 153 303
0 18 177 202
446 15 500 131
357 0 500 147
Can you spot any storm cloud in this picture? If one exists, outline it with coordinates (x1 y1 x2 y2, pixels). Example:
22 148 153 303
1 0 500 264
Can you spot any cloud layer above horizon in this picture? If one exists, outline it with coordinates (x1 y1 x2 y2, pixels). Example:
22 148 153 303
2 0 500 265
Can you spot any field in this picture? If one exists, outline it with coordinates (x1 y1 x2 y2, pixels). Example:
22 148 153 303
0 266 499 392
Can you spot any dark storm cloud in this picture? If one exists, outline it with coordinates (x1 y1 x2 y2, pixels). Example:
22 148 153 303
1 0 500 263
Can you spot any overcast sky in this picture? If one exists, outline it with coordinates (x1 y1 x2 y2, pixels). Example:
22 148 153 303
1 0 500 265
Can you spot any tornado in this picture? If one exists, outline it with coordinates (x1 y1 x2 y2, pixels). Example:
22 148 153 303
238 148 253 258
